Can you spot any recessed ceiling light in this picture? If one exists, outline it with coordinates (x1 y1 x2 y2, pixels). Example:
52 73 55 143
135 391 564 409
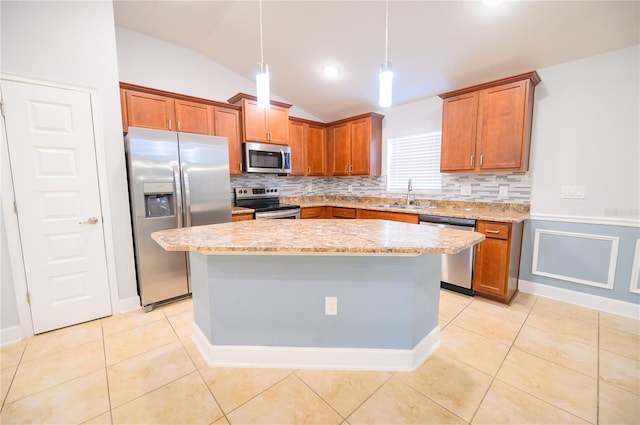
323 65 339 78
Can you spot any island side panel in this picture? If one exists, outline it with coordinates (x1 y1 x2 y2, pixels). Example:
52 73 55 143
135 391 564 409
193 254 440 351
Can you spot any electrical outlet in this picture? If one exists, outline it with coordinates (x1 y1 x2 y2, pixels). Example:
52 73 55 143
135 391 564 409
325 296 337 315
348 185 353 193
499 185 509 197
306 183 312 192
460 185 471 196
560 185 585 199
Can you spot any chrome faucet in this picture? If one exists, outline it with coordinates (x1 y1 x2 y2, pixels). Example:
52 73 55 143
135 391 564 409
406 178 413 205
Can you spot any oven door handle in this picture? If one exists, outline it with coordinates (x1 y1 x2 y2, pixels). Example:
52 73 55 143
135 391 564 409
255 208 301 219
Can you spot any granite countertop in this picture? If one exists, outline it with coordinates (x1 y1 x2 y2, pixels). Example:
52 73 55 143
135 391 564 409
281 196 530 223
232 206 254 215
152 219 485 255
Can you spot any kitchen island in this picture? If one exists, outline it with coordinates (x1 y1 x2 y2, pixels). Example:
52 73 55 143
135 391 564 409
152 219 484 371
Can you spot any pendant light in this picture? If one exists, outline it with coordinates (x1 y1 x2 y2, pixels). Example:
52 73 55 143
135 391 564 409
379 0 393 108
256 0 270 108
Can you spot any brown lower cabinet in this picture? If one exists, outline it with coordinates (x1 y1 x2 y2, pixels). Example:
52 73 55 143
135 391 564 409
331 207 357 219
300 207 329 219
231 213 254 222
473 220 523 304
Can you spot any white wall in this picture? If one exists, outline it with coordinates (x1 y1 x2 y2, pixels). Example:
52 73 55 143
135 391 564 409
115 27 321 122
0 0 138 324
529 45 640 223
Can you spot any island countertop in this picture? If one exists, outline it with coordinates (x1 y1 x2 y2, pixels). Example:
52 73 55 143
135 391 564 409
151 219 484 255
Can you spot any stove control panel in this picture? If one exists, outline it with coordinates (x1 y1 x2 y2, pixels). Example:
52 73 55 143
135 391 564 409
235 186 280 199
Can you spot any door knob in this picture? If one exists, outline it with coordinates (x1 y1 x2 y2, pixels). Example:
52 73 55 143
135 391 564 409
79 217 99 225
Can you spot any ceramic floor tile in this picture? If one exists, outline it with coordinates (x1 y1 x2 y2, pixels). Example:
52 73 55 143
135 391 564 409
7 339 105 403
396 351 493 422
468 297 529 325
525 312 598 347
0 341 26 369
200 366 292 413
82 411 113 424
496 348 597 423
600 312 640 336
1 369 109 424
159 297 193 317
182 338 208 370
504 291 537 313
111 371 223 424
598 381 640 425
439 289 473 307
213 417 230 425
514 324 598 377
168 310 194 341
348 376 466 425
438 299 468 325
226 374 342 424
530 297 599 323
472 380 589 424
600 326 640 361
1 365 17 403
296 369 391 417
104 318 179 365
450 306 523 345
438 324 510 376
101 308 165 337
21 319 103 362
599 348 640 395
107 341 195 407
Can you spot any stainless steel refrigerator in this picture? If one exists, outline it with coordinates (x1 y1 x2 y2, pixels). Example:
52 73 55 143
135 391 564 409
125 127 232 311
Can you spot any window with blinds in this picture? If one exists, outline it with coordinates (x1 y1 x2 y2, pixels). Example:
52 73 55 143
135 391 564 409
386 132 442 192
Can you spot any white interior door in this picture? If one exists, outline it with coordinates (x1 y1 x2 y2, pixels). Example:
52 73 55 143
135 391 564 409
2 80 112 334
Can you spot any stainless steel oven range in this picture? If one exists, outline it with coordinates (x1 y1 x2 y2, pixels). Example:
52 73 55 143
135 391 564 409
234 187 301 219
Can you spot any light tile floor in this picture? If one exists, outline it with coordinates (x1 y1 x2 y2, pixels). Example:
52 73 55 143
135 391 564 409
1 290 638 424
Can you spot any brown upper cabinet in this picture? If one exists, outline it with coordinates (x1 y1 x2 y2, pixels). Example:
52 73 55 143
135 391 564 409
228 93 291 145
327 113 384 176
288 117 326 176
119 83 243 175
439 72 540 172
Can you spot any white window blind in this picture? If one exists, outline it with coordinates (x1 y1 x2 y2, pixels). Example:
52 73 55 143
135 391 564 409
387 132 442 192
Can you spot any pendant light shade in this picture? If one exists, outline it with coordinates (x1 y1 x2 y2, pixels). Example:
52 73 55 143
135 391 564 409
379 0 392 108
256 0 270 109
379 61 393 108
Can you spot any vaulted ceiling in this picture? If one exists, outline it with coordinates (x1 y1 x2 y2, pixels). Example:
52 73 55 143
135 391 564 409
113 1 639 122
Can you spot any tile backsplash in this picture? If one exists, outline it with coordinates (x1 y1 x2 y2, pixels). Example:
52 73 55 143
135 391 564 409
230 172 531 204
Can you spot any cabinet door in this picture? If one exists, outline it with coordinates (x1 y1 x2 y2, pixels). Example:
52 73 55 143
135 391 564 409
357 209 419 224
440 92 478 171
349 117 371 175
267 105 289 145
243 99 267 142
331 123 351 176
288 121 306 176
473 238 509 296
306 124 326 176
477 80 528 170
174 99 212 135
125 90 175 131
214 107 243 175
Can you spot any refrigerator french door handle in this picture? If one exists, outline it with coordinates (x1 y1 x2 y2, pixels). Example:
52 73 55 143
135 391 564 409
172 163 183 228
182 166 192 227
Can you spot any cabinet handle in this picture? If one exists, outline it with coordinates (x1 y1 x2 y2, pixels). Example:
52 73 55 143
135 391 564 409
485 229 500 234
177 121 181 131
168 120 172 130
350 164 353 172
239 163 242 172
344 165 348 173
470 155 473 166
308 166 311 173
480 154 484 166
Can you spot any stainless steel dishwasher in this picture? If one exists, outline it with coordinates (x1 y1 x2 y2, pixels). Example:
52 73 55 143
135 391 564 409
419 215 477 296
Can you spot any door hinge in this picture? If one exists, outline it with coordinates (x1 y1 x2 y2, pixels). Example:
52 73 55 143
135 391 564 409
26 292 31 305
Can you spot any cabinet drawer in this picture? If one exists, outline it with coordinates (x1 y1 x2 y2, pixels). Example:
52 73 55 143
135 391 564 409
232 213 254 222
477 221 510 240
332 207 356 219
301 207 322 219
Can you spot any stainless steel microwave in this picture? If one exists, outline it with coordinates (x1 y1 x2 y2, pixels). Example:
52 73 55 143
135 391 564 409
243 142 292 174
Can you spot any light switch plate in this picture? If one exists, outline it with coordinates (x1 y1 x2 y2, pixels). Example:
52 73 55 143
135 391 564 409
460 185 471 196
325 297 337 315
348 185 353 193
560 185 585 199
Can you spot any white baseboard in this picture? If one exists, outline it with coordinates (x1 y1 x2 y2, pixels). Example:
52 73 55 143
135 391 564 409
192 324 441 372
117 296 141 314
1 325 23 347
519 279 640 320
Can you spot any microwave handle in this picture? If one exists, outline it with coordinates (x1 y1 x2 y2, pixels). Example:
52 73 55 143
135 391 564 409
281 149 285 171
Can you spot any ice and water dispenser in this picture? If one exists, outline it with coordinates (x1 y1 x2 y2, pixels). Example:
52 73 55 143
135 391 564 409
143 182 175 218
